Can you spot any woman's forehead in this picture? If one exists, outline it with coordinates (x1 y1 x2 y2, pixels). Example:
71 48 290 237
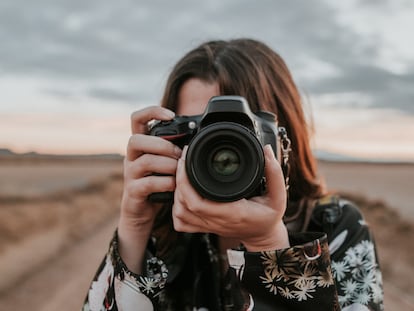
176 78 220 116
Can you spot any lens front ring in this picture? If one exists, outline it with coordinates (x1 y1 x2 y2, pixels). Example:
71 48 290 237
185 122 264 202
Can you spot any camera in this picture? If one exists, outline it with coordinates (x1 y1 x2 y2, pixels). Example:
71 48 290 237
148 95 280 202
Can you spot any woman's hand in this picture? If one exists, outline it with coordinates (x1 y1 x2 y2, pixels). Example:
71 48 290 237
118 106 181 273
173 144 290 252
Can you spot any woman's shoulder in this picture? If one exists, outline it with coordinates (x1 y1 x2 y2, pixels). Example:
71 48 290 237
308 194 377 259
312 195 364 224
308 195 369 239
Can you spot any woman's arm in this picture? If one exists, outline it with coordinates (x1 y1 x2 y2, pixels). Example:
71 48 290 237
82 107 178 310
228 200 384 311
82 230 168 311
118 106 180 273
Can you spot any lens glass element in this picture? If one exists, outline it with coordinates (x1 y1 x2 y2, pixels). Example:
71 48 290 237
186 122 265 202
212 148 240 176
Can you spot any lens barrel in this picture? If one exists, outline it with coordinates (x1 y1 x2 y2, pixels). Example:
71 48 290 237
185 122 264 202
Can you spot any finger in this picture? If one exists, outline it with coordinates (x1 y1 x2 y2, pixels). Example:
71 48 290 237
126 175 176 199
263 144 286 207
130 106 175 134
126 154 179 179
175 151 245 219
172 213 207 233
172 197 210 233
175 148 206 206
126 134 182 161
173 151 213 230
181 145 188 160
173 190 247 236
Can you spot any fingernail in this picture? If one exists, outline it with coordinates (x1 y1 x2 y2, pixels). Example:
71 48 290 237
174 146 182 158
162 109 175 119
181 145 188 159
265 144 276 159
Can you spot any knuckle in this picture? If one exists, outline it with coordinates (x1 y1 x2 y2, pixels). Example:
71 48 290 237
130 111 137 122
127 135 137 150
141 178 155 194
172 217 184 231
187 202 202 214
172 204 185 220
161 176 175 192
125 182 142 198
138 154 152 168
235 200 248 222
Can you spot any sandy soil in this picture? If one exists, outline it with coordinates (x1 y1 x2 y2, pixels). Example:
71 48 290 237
0 157 413 310
318 160 414 221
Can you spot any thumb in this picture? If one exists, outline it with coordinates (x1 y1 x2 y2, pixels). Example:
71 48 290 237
263 144 287 209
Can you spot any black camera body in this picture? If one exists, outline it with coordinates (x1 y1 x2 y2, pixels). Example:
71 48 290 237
148 95 279 202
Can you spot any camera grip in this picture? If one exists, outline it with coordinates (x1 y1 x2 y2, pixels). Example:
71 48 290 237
147 191 174 203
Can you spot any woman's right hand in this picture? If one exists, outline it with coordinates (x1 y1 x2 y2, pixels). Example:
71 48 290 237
117 106 181 273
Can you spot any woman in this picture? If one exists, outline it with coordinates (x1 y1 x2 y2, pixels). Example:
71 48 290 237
83 39 384 310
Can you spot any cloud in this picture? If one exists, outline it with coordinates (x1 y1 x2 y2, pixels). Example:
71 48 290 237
0 0 413 114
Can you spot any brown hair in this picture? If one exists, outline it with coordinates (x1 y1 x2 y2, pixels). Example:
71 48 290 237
161 38 324 202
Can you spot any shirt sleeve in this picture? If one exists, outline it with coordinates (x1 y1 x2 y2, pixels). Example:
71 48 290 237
227 201 384 311
228 232 341 310
82 230 168 311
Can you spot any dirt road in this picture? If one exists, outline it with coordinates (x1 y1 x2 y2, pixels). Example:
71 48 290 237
0 217 118 311
2 214 413 310
1 158 414 310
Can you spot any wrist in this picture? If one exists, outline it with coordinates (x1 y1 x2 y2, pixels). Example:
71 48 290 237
241 222 290 252
120 194 156 230
117 217 153 274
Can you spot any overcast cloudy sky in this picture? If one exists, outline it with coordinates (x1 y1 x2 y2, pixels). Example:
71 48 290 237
1 0 413 160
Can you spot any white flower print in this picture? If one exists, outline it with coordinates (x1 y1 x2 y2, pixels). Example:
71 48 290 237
260 268 280 295
278 286 295 299
359 270 376 291
341 279 359 295
371 281 383 304
136 277 159 295
292 280 316 301
332 240 383 309
316 274 334 288
290 269 317 289
354 291 371 305
259 251 278 271
355 240 374 255
259 242 334 302
343 249 360 269
338 294 351 306
343 303 370 311
331 260 349 281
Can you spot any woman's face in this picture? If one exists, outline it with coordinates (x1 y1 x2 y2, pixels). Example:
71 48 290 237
176 78 220 116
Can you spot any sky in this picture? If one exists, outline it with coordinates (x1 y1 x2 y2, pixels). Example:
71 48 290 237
0 0 413 161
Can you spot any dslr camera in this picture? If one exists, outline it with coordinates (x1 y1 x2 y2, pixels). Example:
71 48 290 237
148 95 280 203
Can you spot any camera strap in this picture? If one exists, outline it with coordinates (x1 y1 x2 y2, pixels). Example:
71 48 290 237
278 127 292 192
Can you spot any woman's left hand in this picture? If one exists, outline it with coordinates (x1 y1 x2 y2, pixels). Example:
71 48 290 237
173 144 290 252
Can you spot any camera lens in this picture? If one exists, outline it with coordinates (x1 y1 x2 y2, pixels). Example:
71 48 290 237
186 122 264 202
212 148 240 176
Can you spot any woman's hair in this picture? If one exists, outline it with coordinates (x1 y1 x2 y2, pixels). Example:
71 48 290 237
160 38 324 202
154 38 325 259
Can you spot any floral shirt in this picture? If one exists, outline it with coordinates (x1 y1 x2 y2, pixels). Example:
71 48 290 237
82 197 384 310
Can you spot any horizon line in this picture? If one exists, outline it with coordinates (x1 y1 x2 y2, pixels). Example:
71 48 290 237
1 147 413 165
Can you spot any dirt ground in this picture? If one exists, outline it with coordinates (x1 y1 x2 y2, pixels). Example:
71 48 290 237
0 157 413 310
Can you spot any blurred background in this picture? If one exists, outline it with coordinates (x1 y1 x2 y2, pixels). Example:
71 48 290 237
1 0 413 160
0 0 413 310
